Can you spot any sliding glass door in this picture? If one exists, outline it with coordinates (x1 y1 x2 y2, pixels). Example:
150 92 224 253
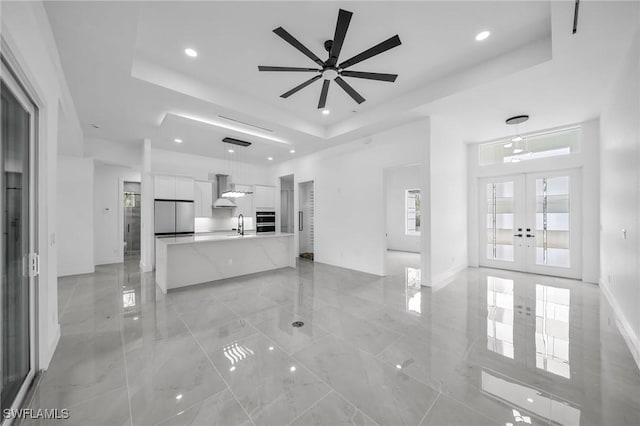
480 170 581 279
1 60 37 422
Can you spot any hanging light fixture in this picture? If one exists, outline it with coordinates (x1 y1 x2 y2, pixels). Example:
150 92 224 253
505 115 529 160
221 137 253 198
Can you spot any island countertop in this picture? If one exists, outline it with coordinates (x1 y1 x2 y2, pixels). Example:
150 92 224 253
156 231 294 245
155 231 295 293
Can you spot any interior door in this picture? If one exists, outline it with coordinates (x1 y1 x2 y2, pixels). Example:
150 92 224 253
479 170 581 279
1 61 36 422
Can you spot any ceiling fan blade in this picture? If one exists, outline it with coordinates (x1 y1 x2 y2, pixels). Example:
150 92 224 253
259 66 320 72
340 70 398 82
334 76 365 104
280 75 322 98
327 9 353 66
339 35 401 69
318 80 330 109
273 27 325 67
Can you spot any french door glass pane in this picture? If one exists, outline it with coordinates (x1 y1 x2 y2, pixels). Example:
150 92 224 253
1 81 31 414
486 181 514 261
535 176 570 267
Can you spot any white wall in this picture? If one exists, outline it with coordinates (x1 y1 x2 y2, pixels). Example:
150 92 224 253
1 1 83 368
430 116 468 284
94 164 140 265
385 164 421 253
270 119 431 277
57 155 94 276
600 22 640 363
150 148 269 183
86 137 142 167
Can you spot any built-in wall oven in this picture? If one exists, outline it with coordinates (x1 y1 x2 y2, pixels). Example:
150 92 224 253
256 211 276 233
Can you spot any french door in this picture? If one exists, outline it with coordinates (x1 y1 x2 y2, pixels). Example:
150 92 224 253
479 169 581 279
1 60 37 423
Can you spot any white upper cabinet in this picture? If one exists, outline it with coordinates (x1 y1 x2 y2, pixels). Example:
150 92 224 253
154 175 195 201
175 176 195 200
154 175 175 199
194 181 213 217
254 185 276 209
234 184 253 219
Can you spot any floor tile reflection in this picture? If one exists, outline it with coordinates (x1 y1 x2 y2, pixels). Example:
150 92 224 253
23 254 640 426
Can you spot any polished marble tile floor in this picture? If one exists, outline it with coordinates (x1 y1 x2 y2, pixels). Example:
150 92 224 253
21 256 640 426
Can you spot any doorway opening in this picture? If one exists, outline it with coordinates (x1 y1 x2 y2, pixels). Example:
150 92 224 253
479 169 581 279
298 180 314 261
279 174 294 233
383 164 422 277
123 181 141 257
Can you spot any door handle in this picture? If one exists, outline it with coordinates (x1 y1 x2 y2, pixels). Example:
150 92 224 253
514 234 523 237
526 234 535 238
298 211 303 231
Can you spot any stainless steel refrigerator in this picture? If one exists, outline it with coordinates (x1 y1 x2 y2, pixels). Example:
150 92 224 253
154 200 195 236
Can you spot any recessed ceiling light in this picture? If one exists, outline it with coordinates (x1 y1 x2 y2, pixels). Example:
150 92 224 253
91 123 101 129
475 31 490 41
184 48 198 57
267 157 273 161
175 394 183 400
174 138 183 143
228 149 234 153
322 109 330 115
289 149 295 154
290 366 296 372
513 148 524 154
527 398 533 403
512 136 523 142
503 142 513 148
396 364 402 369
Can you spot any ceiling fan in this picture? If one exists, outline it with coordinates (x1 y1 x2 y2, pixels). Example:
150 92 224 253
258 9 402 109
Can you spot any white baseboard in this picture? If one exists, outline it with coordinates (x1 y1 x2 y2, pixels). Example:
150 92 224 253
600 279 640 371
427 263 468 292
42 323 61 370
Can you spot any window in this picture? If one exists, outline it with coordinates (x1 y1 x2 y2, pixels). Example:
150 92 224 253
405 189 421 235
479 127 580 166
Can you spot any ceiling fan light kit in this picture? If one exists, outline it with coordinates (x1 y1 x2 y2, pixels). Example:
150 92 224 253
258 9 402 109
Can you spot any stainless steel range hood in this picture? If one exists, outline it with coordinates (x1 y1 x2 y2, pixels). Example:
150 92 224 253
212 174 236 208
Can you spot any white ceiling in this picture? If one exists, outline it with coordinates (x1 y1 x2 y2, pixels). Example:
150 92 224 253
43 1 637 163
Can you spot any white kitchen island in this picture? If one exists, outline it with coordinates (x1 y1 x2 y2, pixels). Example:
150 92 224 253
155 232 295 293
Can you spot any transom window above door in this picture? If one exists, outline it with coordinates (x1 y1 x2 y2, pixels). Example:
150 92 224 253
479 127 580 166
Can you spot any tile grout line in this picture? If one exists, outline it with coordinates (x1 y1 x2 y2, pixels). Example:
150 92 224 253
374 333 404 358
168 302 258 426
284 389 333 426
417 391 441 426
217 299 382 426
117 266 135 426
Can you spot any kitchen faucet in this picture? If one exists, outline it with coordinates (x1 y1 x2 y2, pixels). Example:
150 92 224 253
237 214 244 236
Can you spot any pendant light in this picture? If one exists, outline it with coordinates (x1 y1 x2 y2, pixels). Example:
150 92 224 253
505 115 529 161
221 137 253 198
